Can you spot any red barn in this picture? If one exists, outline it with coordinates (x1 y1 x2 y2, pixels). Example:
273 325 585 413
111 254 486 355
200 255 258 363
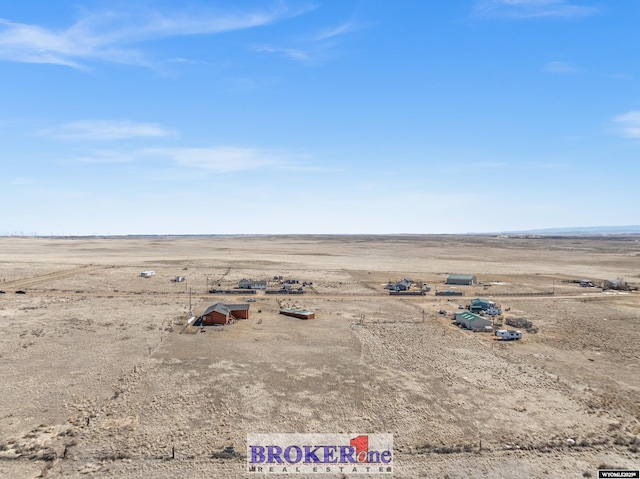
200 303 250 325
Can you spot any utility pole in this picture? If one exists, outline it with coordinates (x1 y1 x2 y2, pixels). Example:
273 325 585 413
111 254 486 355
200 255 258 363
189 287 192 316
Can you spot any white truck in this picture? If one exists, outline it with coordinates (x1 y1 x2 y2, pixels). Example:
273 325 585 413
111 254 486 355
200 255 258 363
495 329 522 341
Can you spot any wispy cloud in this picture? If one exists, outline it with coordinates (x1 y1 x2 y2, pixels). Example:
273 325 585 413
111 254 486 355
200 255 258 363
74 149 137 164
613 111 640 138
251 19 363 63
313 21 359 41
0 3 311 68
543 61 582 74
252 44 311 62
474 0 599 19
41 120 177 140
72 145 323 173
167 57 208 65
141 146 287 173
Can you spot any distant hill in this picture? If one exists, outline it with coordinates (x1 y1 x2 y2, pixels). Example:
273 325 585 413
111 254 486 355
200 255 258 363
501 225 640 235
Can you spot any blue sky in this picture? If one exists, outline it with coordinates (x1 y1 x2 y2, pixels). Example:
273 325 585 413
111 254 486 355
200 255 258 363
1 0 638 235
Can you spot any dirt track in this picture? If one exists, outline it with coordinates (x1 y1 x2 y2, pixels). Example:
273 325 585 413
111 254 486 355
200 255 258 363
0 235 638 478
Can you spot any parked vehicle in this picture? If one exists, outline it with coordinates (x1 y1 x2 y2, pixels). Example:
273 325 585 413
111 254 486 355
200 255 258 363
496 329 522 341
15 289 26 294
439 309 447 315
247 298 256 302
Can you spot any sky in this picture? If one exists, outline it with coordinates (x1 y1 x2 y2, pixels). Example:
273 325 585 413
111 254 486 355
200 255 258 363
1 0 639 235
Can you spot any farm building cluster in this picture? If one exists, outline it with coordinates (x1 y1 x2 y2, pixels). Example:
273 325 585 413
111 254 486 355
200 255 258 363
132 268 634 341
210 277 310 295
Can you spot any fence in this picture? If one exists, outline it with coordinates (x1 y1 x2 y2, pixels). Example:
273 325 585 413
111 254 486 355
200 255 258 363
490 291 553 297
208 289 256 295
390 290 427 296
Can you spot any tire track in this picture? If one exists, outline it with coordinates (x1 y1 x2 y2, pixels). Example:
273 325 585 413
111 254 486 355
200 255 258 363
1 264 106 290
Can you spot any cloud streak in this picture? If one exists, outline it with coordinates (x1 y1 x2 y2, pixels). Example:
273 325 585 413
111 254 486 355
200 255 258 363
141 146 288 173
251 19 363 63
252 44 311 61
313 21 359 41
543 60 582 74
0 3 310 68
71 145 324 174
613 111 640 138
474 0 599 19
41 120 177 140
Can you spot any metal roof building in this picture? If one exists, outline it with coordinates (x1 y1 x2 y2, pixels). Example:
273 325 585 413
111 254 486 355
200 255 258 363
470 298 495 312
454 311 492 331
446 274 477 286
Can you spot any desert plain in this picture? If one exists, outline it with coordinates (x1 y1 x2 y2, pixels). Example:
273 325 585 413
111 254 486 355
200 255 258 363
0 234 639 478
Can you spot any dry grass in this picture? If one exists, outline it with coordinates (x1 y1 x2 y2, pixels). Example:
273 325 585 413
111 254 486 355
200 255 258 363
0 235 638 478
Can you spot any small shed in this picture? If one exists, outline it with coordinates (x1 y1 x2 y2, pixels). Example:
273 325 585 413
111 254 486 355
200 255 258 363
446 274 477 286
200 302 250 325
140 271 155 278
279 308 315 320
455 311 492 331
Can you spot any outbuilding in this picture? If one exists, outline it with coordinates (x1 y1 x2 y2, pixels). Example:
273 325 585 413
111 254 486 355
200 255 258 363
279 308 315 320
470 298 495 313
454 311 492 331
385 278 412 292
200 302 250 325
238 279 267 290
446 274 477 286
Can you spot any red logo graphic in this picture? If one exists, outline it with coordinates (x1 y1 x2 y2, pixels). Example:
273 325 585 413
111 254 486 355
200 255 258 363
350 435 369 463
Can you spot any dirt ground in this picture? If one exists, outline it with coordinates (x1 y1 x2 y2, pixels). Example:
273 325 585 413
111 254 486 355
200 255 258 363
0 235 638 478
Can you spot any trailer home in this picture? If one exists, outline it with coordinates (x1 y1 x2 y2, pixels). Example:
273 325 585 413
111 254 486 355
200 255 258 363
495 329 522 341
